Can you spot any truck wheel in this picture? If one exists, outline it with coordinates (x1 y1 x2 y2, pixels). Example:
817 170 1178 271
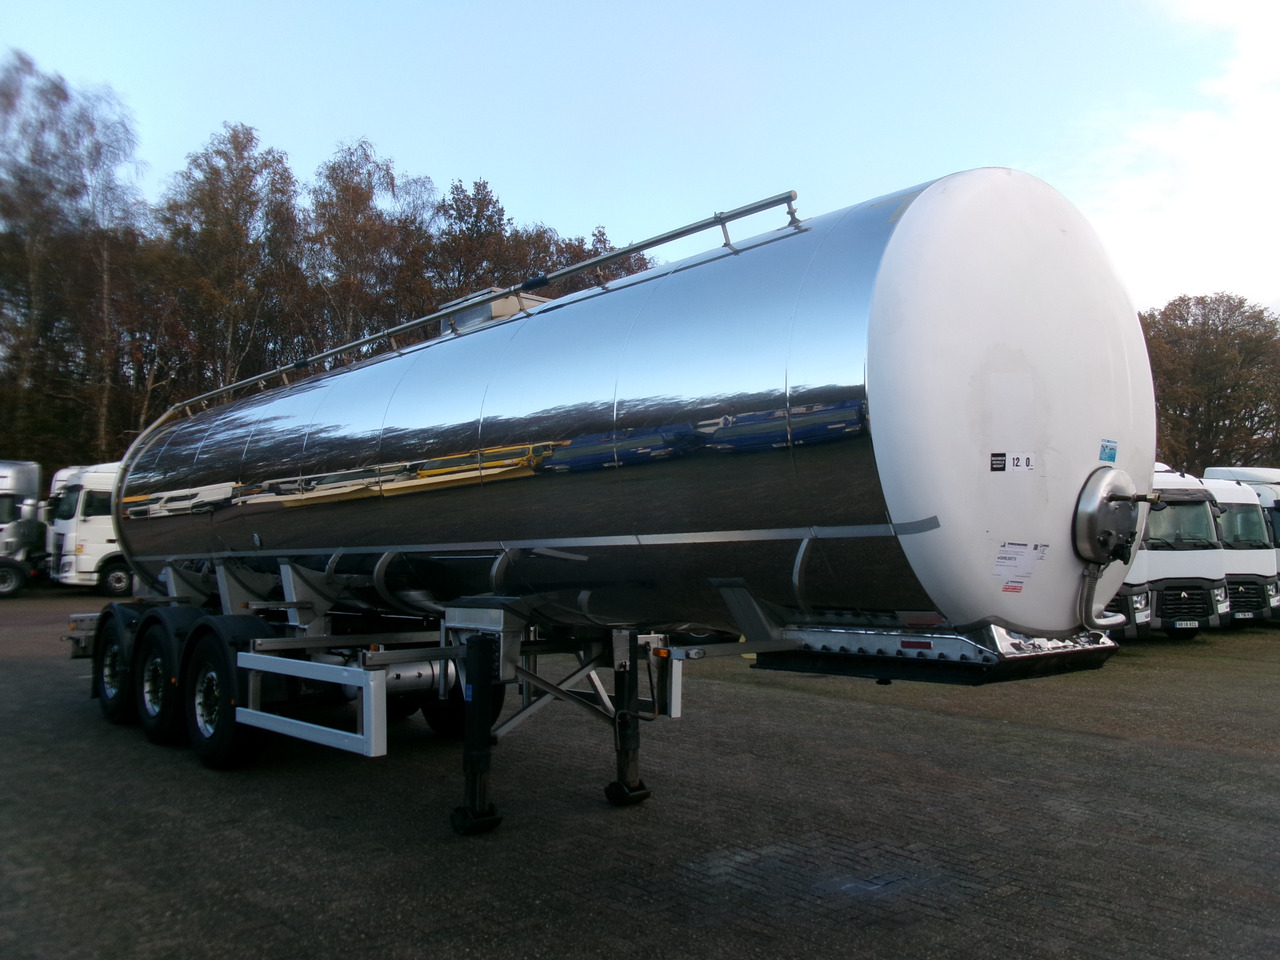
0 560 24 598
184 632 260 768
420 683 507 740
387 693 423 721
95 615 136 724
134 624 185 745
98 562 133 598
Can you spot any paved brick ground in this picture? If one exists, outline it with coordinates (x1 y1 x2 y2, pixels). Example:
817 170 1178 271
3 586 1279 959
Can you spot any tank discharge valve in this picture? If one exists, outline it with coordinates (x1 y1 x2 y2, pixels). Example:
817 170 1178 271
1073 466 1150 631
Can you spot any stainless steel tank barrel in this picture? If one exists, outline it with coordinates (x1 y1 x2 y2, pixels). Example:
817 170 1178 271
115 168 1155 640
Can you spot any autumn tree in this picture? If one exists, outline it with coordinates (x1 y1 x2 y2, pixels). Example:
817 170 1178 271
430 179 514 305
1141 293 1280 474
430 179 653 310
157 122 303 393
303 140 437 355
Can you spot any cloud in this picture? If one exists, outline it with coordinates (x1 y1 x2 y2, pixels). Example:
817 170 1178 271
1077 0 1280 312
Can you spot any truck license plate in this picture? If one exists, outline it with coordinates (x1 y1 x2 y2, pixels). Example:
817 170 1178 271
1236 612 1254 619
1174 620 1199 629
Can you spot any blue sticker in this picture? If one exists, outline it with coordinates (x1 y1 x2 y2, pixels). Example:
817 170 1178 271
1098 439 1118 463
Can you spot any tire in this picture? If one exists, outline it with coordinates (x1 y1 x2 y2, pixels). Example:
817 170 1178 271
0 560 24 598
387 693 423 721
184 631 260 768
98 561 133 598
134 624 185 745
420 681 506 740
94 614 136 724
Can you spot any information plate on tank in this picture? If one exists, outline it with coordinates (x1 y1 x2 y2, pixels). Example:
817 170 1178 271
990 452 1035 472
992 541 1049 578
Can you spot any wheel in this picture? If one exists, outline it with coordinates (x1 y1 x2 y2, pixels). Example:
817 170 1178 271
134 624 185 744
387 693 423 721
0 560 24 598
94 615 136 724
184 632 260 768
98 561 133 598
419 681 506 740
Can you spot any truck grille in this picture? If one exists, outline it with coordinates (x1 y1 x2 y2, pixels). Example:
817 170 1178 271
1158 586 1210 620
1228 581 1267 613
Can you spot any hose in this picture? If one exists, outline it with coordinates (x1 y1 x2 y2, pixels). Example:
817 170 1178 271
1079 562 1126 631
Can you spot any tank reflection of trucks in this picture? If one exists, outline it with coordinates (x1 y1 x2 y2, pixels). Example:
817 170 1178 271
0 460 44 598
46 462 131 597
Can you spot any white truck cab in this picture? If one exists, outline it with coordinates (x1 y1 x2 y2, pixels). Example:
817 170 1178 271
1135 466 1231 639
45 462 131 597
1203 467 1280 570
0 460 44 597
1106 547 1153 639
1201 477 1280 624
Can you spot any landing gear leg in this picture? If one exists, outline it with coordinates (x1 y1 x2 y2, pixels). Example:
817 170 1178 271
451 634 503 835
605 631 651 807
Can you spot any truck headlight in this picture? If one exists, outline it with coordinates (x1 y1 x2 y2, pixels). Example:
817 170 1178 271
1132 591 1150 612
1213 586 1228 604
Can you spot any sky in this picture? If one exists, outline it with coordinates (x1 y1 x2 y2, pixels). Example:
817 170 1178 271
2 0 1278 312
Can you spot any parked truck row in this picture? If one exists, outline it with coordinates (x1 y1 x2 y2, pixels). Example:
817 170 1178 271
1106 464 1280 639
0 460 129 599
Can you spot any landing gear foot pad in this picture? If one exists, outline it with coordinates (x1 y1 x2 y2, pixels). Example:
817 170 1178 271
451 805 503 835
605 780 651 807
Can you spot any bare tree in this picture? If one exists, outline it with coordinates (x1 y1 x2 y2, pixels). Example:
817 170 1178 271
0 50 141 461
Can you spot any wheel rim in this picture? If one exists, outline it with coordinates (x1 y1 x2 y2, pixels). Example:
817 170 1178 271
193 662 221 739
0 567 17 592
106 568 130 594
141 652 166 718
101 643 123 700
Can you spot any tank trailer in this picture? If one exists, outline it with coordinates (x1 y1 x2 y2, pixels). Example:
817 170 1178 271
75 169 1157 832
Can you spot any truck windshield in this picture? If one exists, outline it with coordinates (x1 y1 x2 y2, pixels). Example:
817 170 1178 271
0 494 15 524
1144 500 1219 548
1219 502 1274 549
52 485 82 522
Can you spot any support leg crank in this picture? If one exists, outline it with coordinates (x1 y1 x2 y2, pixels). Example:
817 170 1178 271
451 634 504 835
605 631 651 807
